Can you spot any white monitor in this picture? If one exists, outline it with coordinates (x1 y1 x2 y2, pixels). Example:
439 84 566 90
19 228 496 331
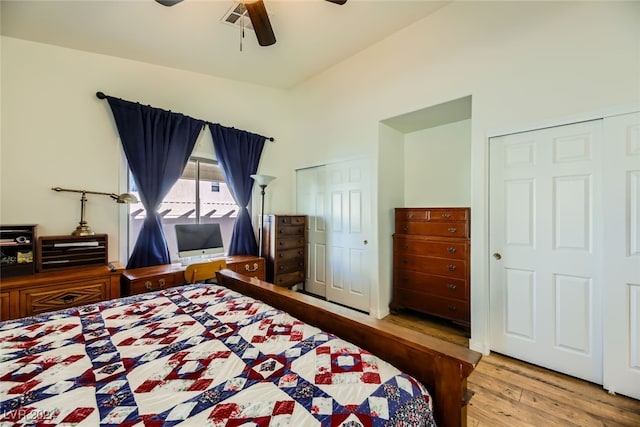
175 223 225 260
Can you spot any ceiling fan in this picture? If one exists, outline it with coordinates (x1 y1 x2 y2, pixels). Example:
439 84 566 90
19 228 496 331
156 0 347 47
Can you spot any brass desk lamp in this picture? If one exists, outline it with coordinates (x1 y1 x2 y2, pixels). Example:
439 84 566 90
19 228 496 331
51 187 138 236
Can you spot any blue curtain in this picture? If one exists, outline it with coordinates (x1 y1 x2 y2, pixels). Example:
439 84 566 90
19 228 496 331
209 124 266 256
106 97 204 268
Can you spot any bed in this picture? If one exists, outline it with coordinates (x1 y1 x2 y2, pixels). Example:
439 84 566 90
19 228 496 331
0 269 480 426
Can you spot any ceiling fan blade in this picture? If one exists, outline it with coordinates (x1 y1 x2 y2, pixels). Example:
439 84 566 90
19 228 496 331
325 0 347 4
155 0 184 6
245 0 276 47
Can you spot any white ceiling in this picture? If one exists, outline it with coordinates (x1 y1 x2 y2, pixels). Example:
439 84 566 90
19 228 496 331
1 0 449 89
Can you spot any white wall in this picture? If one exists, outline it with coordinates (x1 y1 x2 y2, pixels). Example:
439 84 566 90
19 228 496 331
404 119 471 207
286 1 640 349
0 37 291 262
376 123 405 317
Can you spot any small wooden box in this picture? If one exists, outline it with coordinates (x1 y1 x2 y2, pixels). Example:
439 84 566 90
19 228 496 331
37 234 108 272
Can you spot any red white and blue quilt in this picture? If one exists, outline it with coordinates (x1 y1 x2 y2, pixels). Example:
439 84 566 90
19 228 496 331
0 283 435 426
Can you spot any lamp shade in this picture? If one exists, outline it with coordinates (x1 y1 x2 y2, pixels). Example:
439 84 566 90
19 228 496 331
115 193 139 204
250 174 276 187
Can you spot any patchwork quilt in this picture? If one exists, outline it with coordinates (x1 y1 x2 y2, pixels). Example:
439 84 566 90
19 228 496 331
0 283 436 426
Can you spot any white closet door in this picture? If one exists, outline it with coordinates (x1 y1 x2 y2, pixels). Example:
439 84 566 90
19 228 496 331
296 158 372 312
489 120 604 383
603 112 640 399
325 158 372 312
296 166 327 297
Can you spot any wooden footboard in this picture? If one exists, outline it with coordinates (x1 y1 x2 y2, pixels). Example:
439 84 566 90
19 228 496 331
216 269 481 427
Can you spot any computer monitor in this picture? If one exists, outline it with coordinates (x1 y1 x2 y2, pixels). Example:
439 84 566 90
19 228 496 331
175 223 225 261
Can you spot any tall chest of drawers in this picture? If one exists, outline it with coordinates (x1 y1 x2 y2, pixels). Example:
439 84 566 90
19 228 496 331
262 215 307 288
391 207 470 333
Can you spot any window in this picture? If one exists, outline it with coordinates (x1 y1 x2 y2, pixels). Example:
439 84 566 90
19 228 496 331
127 158 239 262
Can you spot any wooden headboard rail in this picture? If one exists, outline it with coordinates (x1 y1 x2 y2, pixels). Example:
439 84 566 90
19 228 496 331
216 269 481 427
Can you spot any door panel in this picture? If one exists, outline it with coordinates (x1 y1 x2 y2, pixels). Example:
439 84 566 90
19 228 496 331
554 274 591 354
553 175 591 250
325 158 371 312
490 120 603 383
504 268 535 340
504 179 534 246
603 112 640 399
296 166 327 297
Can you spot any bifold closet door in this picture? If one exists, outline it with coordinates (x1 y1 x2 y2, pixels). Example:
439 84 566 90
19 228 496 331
489 120 604 384
296 158 372 312
296 166 328 297
324 158 372 313
602 112 640 399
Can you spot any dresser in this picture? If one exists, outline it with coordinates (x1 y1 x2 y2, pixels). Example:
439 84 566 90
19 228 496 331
390 207 470 333
121 255 265 296
0 262 123 321
262 215 307 288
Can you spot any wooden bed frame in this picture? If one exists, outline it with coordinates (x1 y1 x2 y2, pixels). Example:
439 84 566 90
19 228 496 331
216 269 482 427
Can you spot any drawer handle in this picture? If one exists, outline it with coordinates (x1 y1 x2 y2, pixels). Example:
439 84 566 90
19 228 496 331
158 278 166 288
402 243 409 249
447 283 458 291
447 247 457 254
402 259 409 264
448 227 457 233
145 280 153 290
403 226 408 232
442 213 451 219
448 305 457 312
60 294 77 304
448 264 457 271
245 263 259 272
407 213 414 219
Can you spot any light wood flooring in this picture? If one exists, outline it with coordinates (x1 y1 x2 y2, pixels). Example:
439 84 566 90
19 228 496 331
381 311 640 427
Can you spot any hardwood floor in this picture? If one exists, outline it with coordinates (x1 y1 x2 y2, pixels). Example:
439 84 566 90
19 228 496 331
381 311 640 427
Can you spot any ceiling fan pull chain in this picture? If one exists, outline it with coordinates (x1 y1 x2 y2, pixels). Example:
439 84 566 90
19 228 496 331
240 0 245 52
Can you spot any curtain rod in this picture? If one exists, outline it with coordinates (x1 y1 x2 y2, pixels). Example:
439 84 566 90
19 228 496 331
95 91 275 142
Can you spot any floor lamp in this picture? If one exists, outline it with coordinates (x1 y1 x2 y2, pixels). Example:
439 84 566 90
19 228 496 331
250 174 276 257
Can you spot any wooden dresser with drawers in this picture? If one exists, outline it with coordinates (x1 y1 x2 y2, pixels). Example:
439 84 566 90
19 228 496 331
390 207 470 333
0 262 123 321
262 215 307 288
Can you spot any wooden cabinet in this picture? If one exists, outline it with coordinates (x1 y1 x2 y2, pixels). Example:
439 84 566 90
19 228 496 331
226 255 265 280
391 207 470 333
0 225 37 277
121 255 265 296
121 264 181 296
262 215 307 288
0 262 122 321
